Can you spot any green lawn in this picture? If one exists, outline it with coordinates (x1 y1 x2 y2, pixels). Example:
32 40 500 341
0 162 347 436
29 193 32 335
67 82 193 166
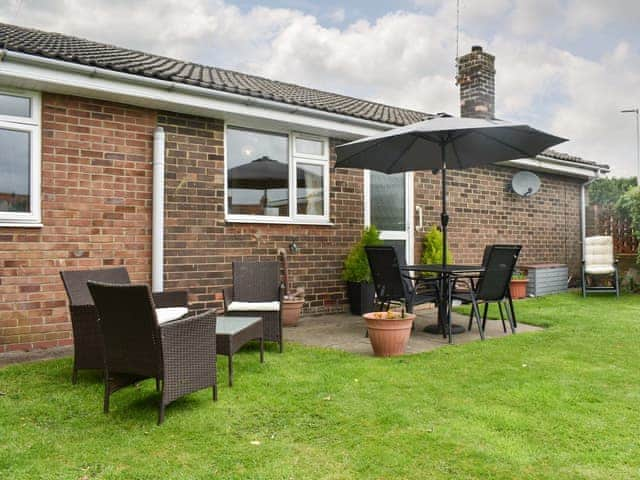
1 292 639 479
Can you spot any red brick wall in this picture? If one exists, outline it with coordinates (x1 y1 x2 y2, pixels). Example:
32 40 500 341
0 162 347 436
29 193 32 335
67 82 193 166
0 97 584 355
0 94 155 352
413 166 582 276
159 112 363 314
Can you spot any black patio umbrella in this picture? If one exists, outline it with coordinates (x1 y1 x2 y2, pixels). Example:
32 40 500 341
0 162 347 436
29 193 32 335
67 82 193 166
228 156 290 189
336 115 566 334
228 156 305 209
335 115 567 272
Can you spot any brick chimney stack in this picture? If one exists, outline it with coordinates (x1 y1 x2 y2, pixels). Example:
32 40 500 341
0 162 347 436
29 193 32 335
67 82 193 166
456 45 495 119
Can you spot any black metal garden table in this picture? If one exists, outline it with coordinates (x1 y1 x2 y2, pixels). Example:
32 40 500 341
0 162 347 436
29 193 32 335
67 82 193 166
401 264 484 343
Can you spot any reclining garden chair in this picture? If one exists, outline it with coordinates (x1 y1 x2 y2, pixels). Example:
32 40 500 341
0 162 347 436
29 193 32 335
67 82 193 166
60 267 188 383
582 236 620 297
451 244 522 340
365 245 440 316
87 281 217 425
223 261 283 352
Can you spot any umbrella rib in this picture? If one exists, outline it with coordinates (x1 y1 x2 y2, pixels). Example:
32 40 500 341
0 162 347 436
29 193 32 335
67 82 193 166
475 130 538 159
383 135 420 174
450 140 464 169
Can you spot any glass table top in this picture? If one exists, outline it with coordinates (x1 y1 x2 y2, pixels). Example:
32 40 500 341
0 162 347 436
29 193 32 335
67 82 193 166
216 316 262 335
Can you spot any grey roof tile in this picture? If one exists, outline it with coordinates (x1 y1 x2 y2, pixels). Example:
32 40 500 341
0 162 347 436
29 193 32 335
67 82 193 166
0 22 605 169
0 23 428 126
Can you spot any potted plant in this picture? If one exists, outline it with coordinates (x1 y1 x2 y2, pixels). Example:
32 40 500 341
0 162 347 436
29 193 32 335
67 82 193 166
278 249 305 327
362 303 416 357
509 271 529 299
421 225 453 273
342 226 382 315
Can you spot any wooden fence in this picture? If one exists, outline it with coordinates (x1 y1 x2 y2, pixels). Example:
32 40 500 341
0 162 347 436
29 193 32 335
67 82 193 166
587 205 638 254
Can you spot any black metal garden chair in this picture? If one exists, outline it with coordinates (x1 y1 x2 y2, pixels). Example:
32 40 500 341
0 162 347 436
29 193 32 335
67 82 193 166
365 245 440 316
451 244 522 339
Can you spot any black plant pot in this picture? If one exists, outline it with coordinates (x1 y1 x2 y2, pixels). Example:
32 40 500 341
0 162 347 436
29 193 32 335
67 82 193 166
346 281 375 315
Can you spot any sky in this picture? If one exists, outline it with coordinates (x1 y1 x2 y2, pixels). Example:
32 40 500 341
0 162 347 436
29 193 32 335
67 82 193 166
2 0 640 177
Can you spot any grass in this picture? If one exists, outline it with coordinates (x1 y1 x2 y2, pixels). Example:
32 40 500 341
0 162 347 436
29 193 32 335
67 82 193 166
1 292 640 479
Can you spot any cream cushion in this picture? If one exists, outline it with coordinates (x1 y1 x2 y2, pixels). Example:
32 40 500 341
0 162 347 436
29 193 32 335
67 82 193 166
227 301 280 312
584 236 615 275
156 307 189 324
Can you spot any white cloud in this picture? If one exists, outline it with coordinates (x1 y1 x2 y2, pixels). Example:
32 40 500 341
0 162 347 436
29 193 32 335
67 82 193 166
1 0 638 175
565 0 640 34
328 7 346 23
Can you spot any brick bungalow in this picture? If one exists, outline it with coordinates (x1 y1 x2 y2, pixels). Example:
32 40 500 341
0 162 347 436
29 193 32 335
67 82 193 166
0 24 608 354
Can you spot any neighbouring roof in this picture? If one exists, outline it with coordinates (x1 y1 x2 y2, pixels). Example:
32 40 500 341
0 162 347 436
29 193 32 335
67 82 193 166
0 23 607 172
539 149 602 167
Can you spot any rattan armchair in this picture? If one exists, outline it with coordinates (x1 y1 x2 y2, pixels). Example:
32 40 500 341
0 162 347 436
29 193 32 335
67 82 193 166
60 267 188 383
87 281 217 425
223 261 283 352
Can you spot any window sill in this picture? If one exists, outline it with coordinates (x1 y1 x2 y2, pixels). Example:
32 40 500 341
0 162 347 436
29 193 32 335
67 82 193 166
0 222 43 228
225 216 334 226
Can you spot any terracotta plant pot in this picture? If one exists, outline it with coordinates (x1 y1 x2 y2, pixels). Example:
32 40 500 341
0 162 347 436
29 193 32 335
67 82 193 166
281 299 304 327
362 311 416 357
509 279 529 299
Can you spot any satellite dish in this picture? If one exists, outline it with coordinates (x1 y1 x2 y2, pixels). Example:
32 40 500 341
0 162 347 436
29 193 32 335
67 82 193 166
511 171 541 197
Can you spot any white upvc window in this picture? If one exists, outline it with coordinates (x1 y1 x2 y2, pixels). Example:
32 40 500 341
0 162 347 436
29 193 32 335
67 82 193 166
225 125 330 224
0 88 41 227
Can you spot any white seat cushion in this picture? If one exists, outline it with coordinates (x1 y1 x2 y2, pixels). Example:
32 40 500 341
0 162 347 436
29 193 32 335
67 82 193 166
156 307 189 324
227 301 280 312
585 265 616 275
584 236 615 276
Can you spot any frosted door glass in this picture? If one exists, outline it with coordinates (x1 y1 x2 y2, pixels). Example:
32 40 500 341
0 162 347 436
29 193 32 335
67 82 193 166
370 171 405 231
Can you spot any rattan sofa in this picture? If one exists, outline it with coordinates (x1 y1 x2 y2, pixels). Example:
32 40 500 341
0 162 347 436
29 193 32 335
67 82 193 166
87 281 217 425
60 267 188 383
222 261 283 352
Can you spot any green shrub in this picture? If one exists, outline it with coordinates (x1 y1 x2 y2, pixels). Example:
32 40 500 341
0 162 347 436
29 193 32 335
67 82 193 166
342 226 382 283
421 225 453 274
589 177 636 206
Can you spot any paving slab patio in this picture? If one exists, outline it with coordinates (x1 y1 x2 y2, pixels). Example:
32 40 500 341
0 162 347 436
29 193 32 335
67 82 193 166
285 306 542 355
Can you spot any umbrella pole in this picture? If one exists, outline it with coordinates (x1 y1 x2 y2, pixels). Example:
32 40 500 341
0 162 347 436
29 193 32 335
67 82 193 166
441 144 449 339
441 143 448 273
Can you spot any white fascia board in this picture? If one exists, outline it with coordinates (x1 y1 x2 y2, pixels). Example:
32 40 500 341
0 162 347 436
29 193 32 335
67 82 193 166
0 51 388 140
501 157 601 179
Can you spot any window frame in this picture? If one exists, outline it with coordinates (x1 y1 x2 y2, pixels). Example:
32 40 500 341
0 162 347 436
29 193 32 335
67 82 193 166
0 88 41 227
224 124 330 225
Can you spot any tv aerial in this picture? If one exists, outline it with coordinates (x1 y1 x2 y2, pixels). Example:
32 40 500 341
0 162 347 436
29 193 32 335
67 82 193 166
511 171 541 197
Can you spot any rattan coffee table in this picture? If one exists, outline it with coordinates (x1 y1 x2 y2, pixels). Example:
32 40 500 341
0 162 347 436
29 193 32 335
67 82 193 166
216 316 264 386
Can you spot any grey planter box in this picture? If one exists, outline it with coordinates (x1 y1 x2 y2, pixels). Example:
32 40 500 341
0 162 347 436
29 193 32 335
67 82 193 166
523 264 568 297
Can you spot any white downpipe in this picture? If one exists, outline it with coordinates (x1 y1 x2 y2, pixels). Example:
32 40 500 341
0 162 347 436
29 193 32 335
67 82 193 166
152 127 165 292
580 173 599 261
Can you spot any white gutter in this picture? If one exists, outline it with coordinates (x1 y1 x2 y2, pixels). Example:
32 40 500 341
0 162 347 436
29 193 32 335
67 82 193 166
0 50 392 133
152 127 165 292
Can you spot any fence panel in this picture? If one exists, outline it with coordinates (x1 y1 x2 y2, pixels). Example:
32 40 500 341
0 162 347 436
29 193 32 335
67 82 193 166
587 205 638 254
